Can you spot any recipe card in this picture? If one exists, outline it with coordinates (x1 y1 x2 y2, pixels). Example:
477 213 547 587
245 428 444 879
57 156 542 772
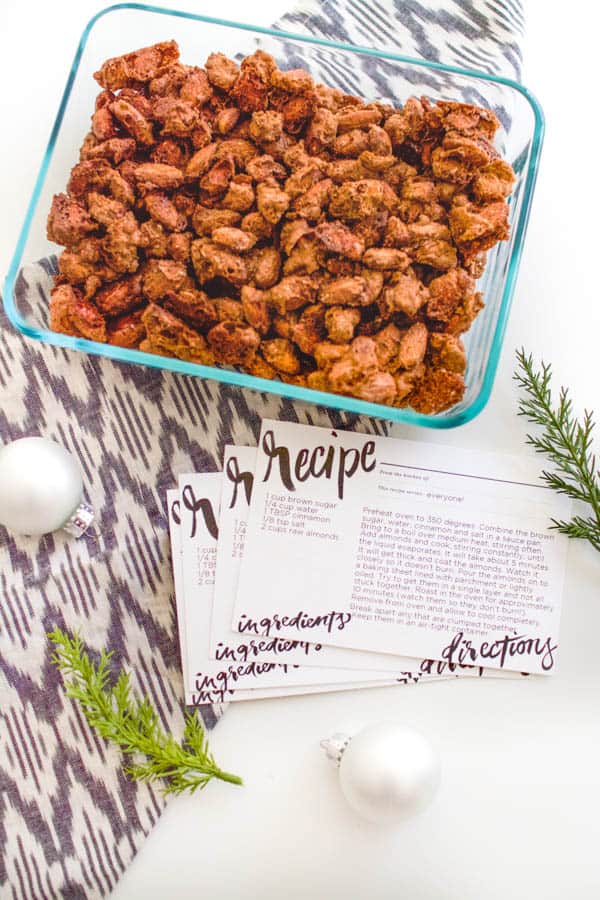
212 445 503 681
174 472 405 705
210 445 410 674
233 420 571 675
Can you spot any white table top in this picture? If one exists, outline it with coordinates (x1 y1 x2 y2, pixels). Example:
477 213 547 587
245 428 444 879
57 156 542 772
1 1 599 897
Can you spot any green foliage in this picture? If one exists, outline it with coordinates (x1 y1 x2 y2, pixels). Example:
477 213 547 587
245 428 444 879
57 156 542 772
514 349 600 552
48 628 242 794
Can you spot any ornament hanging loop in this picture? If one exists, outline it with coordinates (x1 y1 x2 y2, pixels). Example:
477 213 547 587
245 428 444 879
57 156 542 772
320 733 351 767
63 502 95 538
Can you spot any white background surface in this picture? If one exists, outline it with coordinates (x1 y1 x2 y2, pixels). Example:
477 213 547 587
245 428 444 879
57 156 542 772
1 1 600 898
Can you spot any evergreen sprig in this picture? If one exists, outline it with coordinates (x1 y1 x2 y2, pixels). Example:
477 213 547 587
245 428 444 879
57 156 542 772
514 348 600 552
48 628 242 795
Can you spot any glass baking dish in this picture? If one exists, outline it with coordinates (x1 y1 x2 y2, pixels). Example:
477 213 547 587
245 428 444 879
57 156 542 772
2 2 544 428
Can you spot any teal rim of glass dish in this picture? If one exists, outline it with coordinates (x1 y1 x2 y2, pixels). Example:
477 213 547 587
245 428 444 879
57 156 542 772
2 2 545 429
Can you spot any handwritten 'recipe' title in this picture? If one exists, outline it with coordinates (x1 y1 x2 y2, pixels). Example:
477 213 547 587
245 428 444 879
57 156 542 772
260 429 376 500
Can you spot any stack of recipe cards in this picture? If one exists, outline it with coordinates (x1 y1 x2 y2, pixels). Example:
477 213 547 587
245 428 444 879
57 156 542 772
167 419 570 705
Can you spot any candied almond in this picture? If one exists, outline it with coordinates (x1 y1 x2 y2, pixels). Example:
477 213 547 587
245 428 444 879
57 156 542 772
245 353 277 380
314 221 364 261
92 106 117 141
95 273 143 316
142 258 189 300
152 97 199 137
435 100 499 140
217 107 241 134
102 212 142 274
291 304 326 355
336 108 382 132
353 371 397 404
249 110 284 143
314 341 346 370
245 154 287 181
211 226 257 252
47 194 97 246
205 53 239 91
397 322 428 369
87 192 127 227
241 212 273 241
325 306 361 344
280 94 315 135
271 68 314 94
83 137 137 165
215 138 258 167
256 179 290 224
333 129 369 158
145 192 187 232
426 268 474 323
148 63 187 97
262 338 301 375
292 179 332 221
232 67 269 113
362 248 410 270
472 159 516 202
306 370 328 391
222 178 255 213
359 151 396 172
326 159 364 183
199 157 235 196
110 99 154 144
207 321 260 365
394 365 425 404
448 195 509 261
241 285 271 335
283 237 323 276
191 240 248 286
50 284 107 342
329 180 397 219
367 125 392 155
305 107 338 153
134 163 184 191
251 247 281 289
280 219 313 255
269 275 316 314
373 323 403 368
215 298 246 325
380 273 429 317
107 308 146 348
409 366 465 414
180 68 212 106
192 205 241 235
94 41 180 90
185 143 218 178
167 231 192 262
284 165 324 200
363 270 385 303
319 276 369 307
272 312 298 340
428 333 467 374
142 303 215 365
163 288 217 330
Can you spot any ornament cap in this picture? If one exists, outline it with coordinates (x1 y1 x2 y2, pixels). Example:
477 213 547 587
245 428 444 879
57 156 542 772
320 732 351 767
63 502 94 538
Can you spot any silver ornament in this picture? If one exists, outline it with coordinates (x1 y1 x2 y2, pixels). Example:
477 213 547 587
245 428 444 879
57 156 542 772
0 437 93 537
321 722 441 824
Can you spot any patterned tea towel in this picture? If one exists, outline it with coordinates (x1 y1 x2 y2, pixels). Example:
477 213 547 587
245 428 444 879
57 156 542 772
0 2 523 897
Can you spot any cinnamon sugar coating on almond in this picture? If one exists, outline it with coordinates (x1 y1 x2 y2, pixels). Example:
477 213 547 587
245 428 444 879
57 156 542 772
48 42 515 414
